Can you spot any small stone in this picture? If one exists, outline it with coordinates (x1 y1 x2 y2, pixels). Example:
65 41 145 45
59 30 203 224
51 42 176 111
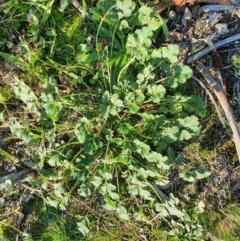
209 12 221 27
168 10 176 20
183 7 192 20
215 23 229 35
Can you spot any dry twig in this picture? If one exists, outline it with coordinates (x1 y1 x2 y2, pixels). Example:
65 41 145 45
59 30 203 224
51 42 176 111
187 34 240 63
195 61 240 162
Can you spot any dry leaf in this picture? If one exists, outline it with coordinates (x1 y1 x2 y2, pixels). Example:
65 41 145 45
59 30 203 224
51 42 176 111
191 5 201 19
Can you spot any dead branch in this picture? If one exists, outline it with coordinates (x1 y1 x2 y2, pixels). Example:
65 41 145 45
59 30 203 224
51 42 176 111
195 61 240 162
187 34 240 63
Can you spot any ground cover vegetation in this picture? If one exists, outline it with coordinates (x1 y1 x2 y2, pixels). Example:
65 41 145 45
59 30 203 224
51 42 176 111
0 0 240 240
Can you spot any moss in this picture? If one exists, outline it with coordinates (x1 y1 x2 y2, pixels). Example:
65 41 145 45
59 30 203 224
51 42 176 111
0 86 14 104
60 12 83 46
184 142 216 164
50 8 85 64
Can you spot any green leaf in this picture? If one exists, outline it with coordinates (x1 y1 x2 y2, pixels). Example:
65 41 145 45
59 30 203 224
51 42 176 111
127 102 140 113
117 205 129 220
13 79 38 113
168 65 192 88
100 104 109 117
177 115 200 133
161 45 179 63
100 91 123 117
77 219 90 236
110 94 123 108
116 0 135 18
101 183 118 200
135 89 145 103
109 191 119 200
10 120 38 144
0 179 12 196
44 197 59 208
102 90 110 104
146 152 164 163
195 200 205 214
83 134 103 154
46 128 56 143
126 27 153 60
182 95 206 117
75 117 91 143
161 126 179 142
147 84 166 103
138 6 160 31
139 188 154 201
167 206 184 218
78 184 92 197
91 176 103 188
133 139 150 157
128 185 138 196
137 168 156 179
104 195 116 211
167 146 176 162
47 155 60 167
155 203 168 217
175 153 184 164
102 172 113 181
41 93 62 121
179 129 192 140
59 0 68 12
119 19 129 30
179 168 211 182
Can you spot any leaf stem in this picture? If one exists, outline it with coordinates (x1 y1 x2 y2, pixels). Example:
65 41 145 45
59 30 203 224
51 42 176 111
117 56 135 83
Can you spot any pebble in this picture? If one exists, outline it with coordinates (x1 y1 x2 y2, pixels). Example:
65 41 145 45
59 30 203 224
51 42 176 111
168 10 176 20
183 7 192 20
215 23 229 35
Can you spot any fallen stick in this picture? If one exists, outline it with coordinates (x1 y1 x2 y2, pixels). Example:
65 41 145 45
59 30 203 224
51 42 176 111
187 34 240 63
195 61 240 162
0 169 35 185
